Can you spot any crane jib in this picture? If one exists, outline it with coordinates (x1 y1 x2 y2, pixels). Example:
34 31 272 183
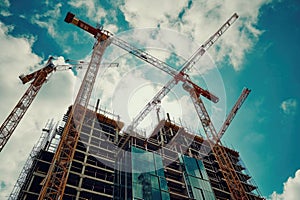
0 57 54 152
180 13 238 74
62 12 240 137
126 13 239 131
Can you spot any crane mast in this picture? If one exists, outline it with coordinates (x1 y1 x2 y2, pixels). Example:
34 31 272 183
0 57 55 152
38 39 111 199
182 81 249 200
216 88 251 143
126 13 238 133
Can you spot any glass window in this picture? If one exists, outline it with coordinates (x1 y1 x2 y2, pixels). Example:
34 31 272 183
177 153 182 162
197 160 209 180
190 176 200 187
131 146 172 200
132 172 141 183
192 187 204 200
161 191 170 200
132 146 145 154
183 155 201 178
132 146 155 173
154 154 165 177
202 190 215 200
191 179 212 193
152 188 161 200
132 182 143 199
159 178 168 191
151 175 160 189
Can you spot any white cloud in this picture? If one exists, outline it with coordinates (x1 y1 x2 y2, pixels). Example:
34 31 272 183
67 0 119 33
121 0 189 28
0 0 11 17
121 0 272 70
280 98 297 115
0 0 10 7
0 10 11 17
0 22 75 199
270 169 300 200
31 3 62 38
68 0 107 22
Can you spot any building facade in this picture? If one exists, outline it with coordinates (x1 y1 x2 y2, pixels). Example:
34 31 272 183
9 106 264 200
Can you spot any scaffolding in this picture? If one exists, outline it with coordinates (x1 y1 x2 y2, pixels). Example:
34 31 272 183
10 106 264 200
9 106 263 200
8 119 57 200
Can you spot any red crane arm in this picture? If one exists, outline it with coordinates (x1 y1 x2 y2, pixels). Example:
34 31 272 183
182 81 249 199
0 57 55 152
186 78 219 103
216 88 251 143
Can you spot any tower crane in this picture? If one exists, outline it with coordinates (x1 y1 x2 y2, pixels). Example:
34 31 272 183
63 12 237 106
182 80 250 200
125 13 238 134
38 39 112 199
37 12 238 199
109 11 248 198
104 10 247 198
63 11 238 141
0 57 55 152
0 58 117 152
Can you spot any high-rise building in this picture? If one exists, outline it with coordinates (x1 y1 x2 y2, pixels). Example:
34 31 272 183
9 105 264 200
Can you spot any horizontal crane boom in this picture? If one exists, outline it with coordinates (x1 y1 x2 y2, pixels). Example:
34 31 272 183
216 88 251 143
64 12 177 77
64 12 238 137
126 13 238 133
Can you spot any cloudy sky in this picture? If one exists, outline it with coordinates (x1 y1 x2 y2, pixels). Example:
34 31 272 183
0 0 300 199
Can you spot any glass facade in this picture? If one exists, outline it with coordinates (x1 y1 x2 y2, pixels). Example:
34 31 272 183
115 146 215 200
131 146 170 200
130 146 215 200
179 155 216 200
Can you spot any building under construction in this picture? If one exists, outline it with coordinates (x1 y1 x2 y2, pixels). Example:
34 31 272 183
8 105 264 200
1 11 266 200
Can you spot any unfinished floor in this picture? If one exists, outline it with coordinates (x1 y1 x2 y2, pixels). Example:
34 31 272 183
9 106 264 200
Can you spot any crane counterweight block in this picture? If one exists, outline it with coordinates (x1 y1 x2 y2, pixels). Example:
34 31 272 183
64 12 111 42
19 57 55 85
64 12 75 23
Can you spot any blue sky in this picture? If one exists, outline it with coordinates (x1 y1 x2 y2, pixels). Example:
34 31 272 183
0 0 300 199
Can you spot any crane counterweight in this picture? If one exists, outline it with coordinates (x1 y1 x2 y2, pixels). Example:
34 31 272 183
64 12 111 42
